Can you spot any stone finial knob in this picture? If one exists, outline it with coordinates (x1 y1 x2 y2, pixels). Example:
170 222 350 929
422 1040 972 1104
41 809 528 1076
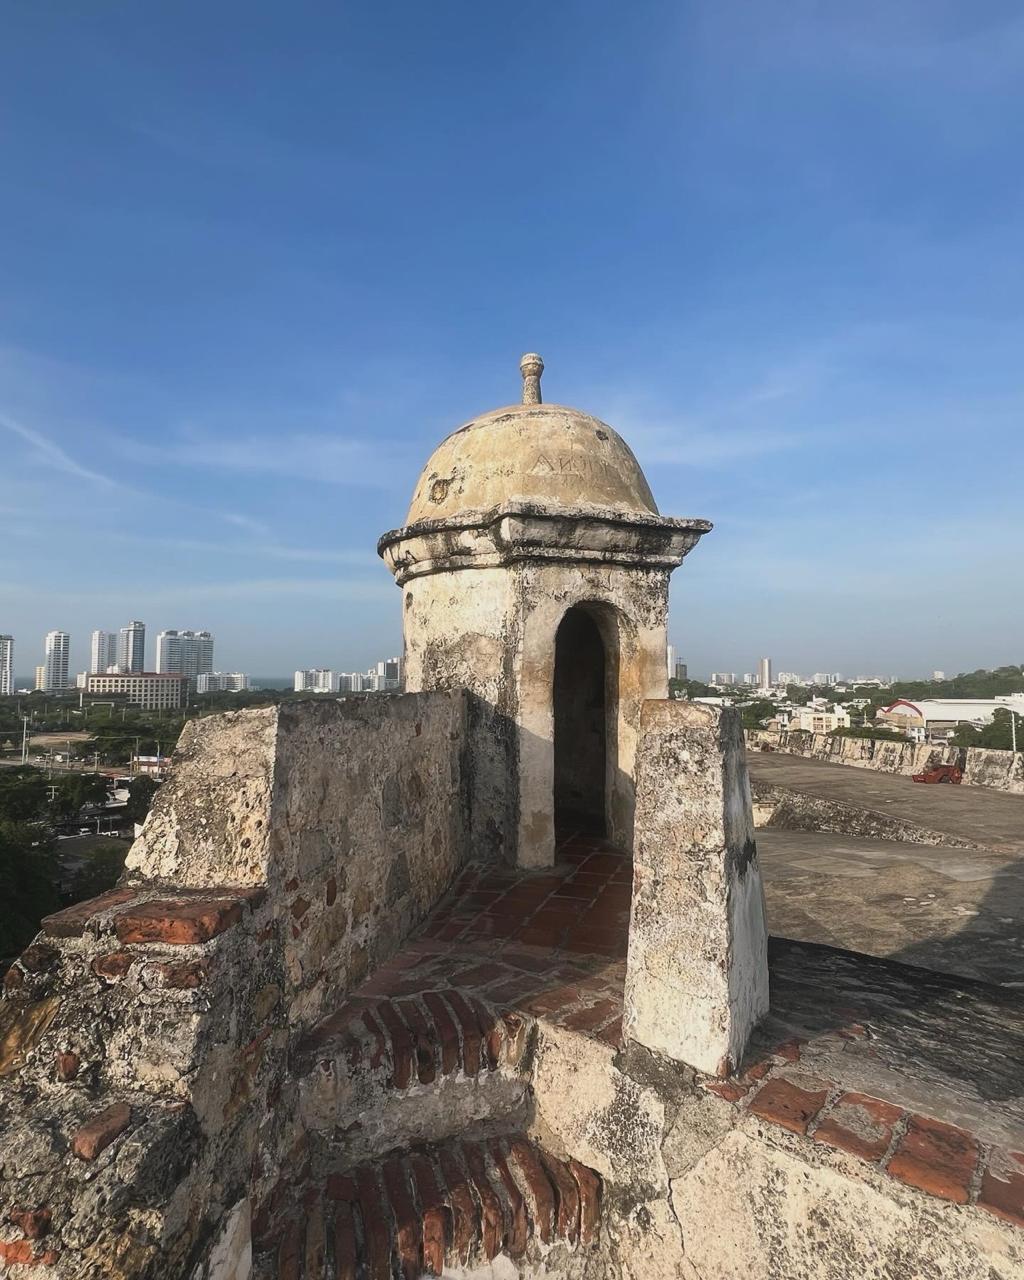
519 353 544 405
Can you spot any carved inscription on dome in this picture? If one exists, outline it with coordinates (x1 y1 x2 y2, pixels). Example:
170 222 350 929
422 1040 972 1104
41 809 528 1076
526 452 618 484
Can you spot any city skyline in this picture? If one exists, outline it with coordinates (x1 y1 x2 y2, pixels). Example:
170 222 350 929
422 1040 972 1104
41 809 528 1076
2 6 1022 676
0 614 997 691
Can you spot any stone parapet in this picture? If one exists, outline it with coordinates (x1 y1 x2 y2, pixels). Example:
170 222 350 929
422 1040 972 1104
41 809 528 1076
0 693 469 1278
625 701 770 1076
748 728 1024 795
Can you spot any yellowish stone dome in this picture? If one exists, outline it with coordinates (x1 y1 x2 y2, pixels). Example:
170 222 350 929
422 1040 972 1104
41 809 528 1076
405 355 658 526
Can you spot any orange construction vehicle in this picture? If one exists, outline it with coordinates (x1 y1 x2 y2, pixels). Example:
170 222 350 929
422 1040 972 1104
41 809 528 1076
912 763 962 784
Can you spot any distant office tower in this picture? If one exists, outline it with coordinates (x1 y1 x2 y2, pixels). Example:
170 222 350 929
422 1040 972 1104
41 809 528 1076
43 630 70 691
375 657 402 690
196 672 249 693
90 629 119 674
294 669 338 693
674 661 688 683
758 657 772 689
666 644 676 681
0 635 12 696
119 620 146 673
157 630 215 680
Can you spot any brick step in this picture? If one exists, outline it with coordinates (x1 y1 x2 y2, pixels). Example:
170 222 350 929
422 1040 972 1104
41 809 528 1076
261 1133 602 1279
296 988 532 1094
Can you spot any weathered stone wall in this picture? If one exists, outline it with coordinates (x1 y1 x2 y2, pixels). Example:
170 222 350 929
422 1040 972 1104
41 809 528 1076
127 694 467 1028
962 745 1024 794
750 779 980 848
0 693 468 1277
747 728 1024 794
746 728 952 775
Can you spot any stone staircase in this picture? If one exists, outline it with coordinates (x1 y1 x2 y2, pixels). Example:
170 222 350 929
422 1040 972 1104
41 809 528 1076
253 850 622 1277
264 1134 600 1279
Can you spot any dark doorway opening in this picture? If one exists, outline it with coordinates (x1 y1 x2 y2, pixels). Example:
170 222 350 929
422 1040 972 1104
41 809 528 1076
553 606 607 837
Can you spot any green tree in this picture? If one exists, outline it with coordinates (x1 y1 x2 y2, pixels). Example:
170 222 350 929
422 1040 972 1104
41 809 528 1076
49 773 110 824
0 767 48 822
0 821 61 957
67 843 128 901
669 678 717 699
741 700 777 731
952 708 1021 752
125 776 161 825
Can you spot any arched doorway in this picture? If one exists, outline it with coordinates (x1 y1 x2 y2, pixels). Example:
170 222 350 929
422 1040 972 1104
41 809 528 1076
553 606 608 836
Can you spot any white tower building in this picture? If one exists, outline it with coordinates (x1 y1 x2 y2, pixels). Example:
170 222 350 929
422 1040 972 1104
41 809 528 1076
43 630 70 691
0 635 13 696
90 630 119 674
119 621 146 674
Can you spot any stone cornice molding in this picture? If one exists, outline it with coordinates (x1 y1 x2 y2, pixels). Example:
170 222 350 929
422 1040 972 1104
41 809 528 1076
378 502 712 585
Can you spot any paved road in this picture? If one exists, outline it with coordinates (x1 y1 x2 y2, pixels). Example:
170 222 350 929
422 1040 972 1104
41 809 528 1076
748 752 1024 853
757 829 1023 987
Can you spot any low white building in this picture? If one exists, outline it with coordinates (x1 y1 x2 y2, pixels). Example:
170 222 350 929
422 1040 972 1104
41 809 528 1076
294 669 338 693
788 704 851 733
86 673 187 711
196 672 250 693
876 696 1024 741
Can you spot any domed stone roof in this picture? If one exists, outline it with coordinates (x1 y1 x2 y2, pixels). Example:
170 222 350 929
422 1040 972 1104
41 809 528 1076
404 354 659 526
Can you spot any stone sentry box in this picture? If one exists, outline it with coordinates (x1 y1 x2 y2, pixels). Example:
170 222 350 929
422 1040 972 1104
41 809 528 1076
379 354 711 868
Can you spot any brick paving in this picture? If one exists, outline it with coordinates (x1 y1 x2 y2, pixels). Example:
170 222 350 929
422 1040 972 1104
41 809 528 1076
336 833 631 1049
292 838 1024 1231
702 1028 1024 1227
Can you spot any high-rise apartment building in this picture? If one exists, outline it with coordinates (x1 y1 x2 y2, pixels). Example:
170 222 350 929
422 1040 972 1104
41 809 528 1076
156 630 214 680
119 621 146 674
666 644 676 681
43 630 70 691
758 657 772 689
90 630 119 674
673 661 688 683
0 635 12 696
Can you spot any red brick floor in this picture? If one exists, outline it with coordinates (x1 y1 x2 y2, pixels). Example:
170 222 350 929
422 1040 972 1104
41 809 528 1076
347 833 631 1047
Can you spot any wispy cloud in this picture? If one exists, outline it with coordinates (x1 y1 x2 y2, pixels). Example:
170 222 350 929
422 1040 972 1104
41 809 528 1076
0 413 121 487
132 535 376 567
222 511 272 539
623 419 810 468
114 427 393 486
0 577 394 608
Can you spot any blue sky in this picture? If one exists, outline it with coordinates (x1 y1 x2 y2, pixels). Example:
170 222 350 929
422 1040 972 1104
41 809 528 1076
2 1 1022 681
